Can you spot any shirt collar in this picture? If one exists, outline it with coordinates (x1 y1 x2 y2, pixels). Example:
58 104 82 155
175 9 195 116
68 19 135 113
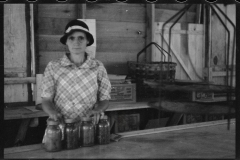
60 53 98 68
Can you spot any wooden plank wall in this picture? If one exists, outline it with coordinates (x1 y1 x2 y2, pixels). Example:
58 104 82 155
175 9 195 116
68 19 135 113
153 4 198 80
155 22 204 81
37 4 146 75
37 4 78 73
4 4 28 103
211 4 236 86
85 3 146 75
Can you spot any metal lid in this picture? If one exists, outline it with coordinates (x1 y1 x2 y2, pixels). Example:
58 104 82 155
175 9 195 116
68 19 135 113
47 118 59 125
81 117 92 121
65 118 78 123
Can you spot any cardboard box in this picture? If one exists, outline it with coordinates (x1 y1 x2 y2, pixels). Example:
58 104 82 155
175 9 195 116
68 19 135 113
110 83 136 103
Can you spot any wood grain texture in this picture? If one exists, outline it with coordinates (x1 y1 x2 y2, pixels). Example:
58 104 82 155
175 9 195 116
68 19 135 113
4 77 36 84
187 24 204 81
38 51 65 73
86 3 145 23
4 121 235 159
155 4 197 12
211 4 226 67
155 8 196 23
155 22 205 81
155 22 189 80
35 74 43 105
97 37 145 53
4 4 28 103
37 17 71 35
96 21 146 38
96 51 140 75
37 4 77 18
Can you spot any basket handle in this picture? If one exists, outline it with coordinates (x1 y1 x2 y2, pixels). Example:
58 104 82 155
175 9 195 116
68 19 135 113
137 42 172 62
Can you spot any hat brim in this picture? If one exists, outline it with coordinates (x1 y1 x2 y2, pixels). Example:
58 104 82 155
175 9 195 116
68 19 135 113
60 29 94 46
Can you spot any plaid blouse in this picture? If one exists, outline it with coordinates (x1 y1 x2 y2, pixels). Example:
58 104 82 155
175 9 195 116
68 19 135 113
41 53 111 119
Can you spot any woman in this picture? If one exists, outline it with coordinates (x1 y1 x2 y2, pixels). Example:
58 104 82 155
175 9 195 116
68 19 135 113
41 19 111 124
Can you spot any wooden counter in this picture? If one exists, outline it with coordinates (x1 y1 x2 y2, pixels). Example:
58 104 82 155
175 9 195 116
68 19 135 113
4 102 152 120
4 119 235 159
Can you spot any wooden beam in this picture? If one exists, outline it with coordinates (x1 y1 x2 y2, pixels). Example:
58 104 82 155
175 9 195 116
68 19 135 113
118 119 235 139
77 4 86 19
4 77 36 84
146 4 155 62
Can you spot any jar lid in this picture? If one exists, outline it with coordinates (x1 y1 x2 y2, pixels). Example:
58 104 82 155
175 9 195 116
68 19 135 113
47 118 59 125
101 115 108 120
81 117 92 121
65 118 78 123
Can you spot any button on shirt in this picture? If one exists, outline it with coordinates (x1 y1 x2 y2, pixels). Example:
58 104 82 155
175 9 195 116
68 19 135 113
41 53 111 119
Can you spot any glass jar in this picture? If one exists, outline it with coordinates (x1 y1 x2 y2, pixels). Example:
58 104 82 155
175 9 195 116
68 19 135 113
80 117 95 147
97 115 110 144
64 118 79 149
43 118 62 152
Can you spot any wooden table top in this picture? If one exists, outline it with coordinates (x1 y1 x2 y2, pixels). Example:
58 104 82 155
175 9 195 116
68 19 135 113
4 119 235 159
4 102 152 120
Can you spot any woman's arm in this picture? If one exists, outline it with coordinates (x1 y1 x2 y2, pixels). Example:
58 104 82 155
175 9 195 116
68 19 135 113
42 97 63 122
88 100 109 124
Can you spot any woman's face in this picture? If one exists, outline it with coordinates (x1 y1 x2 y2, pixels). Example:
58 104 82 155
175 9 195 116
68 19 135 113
66 31 89 55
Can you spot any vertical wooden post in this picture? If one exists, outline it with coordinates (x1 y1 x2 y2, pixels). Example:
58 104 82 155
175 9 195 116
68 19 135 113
77 4 86 19
25 4 33 104
146 4 155 62
236 4 240 160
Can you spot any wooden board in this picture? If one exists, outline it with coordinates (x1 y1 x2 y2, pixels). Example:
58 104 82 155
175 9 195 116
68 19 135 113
155 22 205 81
155 22 189 80
4 120 235 159
155 8 196 23
155 4 197 12
187 24 204 80
38 17 72 35
4 102 151 120
211 4 226 67
37 4 77 19
96 21 146 38
4 4 28 103
38 51 65 73
86 3 145 23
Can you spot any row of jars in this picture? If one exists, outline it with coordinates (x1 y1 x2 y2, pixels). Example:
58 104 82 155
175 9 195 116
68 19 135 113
42 115 110 152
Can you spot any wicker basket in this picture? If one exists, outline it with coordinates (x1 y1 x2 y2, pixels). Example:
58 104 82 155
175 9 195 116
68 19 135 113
127 42 177 82
127 42 177 99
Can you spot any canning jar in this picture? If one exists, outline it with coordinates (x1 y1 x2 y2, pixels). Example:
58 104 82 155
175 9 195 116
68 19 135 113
96 115 110 144
43 118 62 152
64 118 79 149
80 117 95 147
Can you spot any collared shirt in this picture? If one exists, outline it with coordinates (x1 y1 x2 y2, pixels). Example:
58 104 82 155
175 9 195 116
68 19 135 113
41 53 111 119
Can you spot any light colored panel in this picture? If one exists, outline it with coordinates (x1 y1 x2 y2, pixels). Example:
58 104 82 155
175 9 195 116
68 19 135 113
78 19 96 58
188 24 204 81
4 4 28 102
155 22 189 80
35 74 43 105
211 4 226 67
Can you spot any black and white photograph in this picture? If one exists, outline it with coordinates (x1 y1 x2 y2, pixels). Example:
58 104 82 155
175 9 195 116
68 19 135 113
3 1 239 159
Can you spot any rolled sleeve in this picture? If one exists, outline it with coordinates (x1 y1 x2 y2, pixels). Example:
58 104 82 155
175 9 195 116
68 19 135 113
97 65 111 101
41 62 55 98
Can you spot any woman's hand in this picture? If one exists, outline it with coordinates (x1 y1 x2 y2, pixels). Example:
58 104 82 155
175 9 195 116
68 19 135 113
49 111 63 123
87 110 104 125
42 97 64 123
